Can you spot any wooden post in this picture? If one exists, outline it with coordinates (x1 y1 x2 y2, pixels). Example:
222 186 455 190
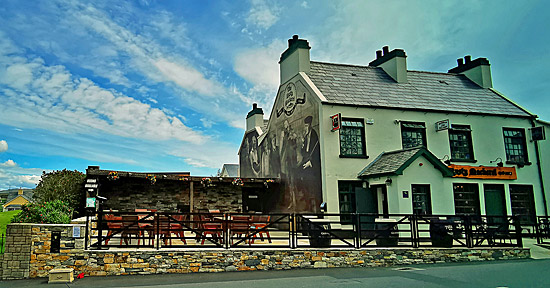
189 181 194 212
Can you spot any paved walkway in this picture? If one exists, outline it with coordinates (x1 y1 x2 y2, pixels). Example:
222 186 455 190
522 238 550 259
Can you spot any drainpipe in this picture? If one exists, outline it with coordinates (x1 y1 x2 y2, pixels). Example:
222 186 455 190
531 117 548 217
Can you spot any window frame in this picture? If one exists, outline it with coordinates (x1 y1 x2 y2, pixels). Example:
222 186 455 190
401 121 427 149
448 124 476 162
509 184 536 225
339 118 367 158
453 183 481 216
502 127 529 165
338 181 359 224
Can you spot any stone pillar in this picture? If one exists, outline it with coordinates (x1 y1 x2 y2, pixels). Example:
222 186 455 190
1 223 32 280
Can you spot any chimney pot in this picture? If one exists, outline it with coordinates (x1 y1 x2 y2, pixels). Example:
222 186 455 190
465 55 471 63
376 50 382 58
253 103 257 109
457 58 464 66
293 35 298 40
382 46 389 55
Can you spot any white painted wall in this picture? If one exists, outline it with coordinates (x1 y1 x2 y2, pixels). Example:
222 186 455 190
320 104 546 217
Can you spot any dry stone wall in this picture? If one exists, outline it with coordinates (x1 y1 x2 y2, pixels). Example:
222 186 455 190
1 223 531 280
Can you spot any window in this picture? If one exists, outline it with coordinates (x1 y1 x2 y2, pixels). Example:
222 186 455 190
412 184 432 215
449 125 474 161
340 119 366 157
338 182 358 223
510 185 536 224
503 128 528 164
453 183 480 215
401 122 426 149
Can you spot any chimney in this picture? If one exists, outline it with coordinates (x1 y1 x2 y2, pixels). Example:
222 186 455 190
279 35 311 84
369 46 408 83
246 103 264 132
448 55 492 88
18 188 23 195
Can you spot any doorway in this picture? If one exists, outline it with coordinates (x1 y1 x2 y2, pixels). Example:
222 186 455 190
484 184 506 225
370 184 388 217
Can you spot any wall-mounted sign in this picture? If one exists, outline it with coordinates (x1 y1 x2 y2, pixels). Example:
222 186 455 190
86 197 96 208
435 119 450 132
331 113 341 131
448 164 517 180
73 226 81 238
530 126 545 141
402 191 409 198
365 118 374 125
85 183 99 189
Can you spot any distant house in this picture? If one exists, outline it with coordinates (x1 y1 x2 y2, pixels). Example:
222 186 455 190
3 188 34 211
219 164 240 177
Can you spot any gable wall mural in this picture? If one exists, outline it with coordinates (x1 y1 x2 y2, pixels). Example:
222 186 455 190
240 79 322 212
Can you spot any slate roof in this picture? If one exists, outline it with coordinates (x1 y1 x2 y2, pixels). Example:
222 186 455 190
4 189 34 206
308 61 532 117
358 147 453 178
222 164 240 177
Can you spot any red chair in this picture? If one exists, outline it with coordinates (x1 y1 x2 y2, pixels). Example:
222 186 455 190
170 214 187 244
230 216 251 244
251 215 271 244
199 214 223 245
104 214 123 245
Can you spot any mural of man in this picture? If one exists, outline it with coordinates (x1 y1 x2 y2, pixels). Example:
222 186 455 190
297 115 321 211
280 120 298 210
249 134 260 177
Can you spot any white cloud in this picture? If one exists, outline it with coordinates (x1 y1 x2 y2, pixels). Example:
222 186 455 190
246 0 280 30
153 58 224 96
1 160 17 167
233 39 284 115
0 140 7 152
0 37 207 145
0 165 44 190
301 1 309 9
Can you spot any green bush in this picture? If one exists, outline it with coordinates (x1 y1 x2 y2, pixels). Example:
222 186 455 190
11 200 72 224
34 169 86 216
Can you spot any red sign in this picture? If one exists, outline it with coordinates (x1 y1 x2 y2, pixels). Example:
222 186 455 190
331 113 341 132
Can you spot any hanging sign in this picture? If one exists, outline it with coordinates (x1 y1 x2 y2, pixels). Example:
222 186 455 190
435 119 450 132
331 113 341 131
448 164 517 180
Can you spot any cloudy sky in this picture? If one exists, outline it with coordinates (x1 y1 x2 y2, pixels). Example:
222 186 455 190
1 0 549 190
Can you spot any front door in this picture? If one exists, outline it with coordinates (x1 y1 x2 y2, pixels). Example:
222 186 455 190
484 184 506 224
355 184 378 233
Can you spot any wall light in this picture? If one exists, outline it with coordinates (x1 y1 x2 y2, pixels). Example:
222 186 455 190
440 155 451 165
490 157 504 167
385 178 392 185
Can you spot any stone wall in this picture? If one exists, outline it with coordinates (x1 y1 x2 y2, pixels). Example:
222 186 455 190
1 224 32 279
1 223 531 280
100 178 242 212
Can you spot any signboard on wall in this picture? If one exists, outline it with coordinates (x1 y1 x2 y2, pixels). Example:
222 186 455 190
331 113 341 131
448 164 517 180
435 119 450 132
530 126 545 141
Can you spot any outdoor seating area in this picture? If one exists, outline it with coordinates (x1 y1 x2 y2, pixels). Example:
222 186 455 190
85 212 543 250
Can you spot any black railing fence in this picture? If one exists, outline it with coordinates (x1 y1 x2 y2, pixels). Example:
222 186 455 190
85 211 545 250
0 233 4 254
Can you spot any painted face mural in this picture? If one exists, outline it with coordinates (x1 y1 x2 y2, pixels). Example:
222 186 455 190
239 80 322 213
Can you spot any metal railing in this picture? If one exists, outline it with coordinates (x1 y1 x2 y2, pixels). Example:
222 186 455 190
0 233 4 254
86 211 529 250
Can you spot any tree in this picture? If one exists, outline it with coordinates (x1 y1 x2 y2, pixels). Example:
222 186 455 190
33 169 86 215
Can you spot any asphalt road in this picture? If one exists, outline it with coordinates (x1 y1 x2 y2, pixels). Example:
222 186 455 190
2 259 549 288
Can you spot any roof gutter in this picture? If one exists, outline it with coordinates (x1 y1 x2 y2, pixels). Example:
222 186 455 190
530 117 548 217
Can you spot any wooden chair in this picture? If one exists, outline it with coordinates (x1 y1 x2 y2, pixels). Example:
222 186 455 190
104 214 122 245
170 214 187 244
250 215 271 244
121 215 143 245
230 215 251 244
199 214 223 245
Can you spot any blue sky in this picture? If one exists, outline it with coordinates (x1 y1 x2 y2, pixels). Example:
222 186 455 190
0 0 549 190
